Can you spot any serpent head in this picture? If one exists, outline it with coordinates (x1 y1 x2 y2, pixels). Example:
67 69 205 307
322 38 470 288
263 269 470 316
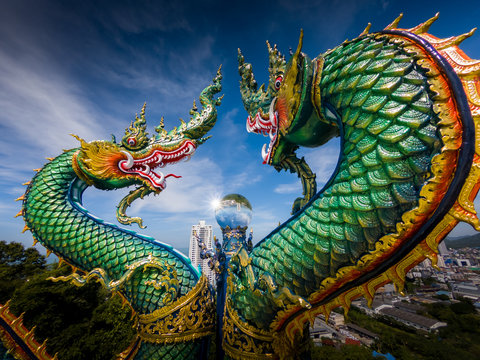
72 67 223 227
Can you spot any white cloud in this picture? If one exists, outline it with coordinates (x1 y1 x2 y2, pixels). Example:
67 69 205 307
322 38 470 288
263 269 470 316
131 157 224 214
274 182 301 194
301 139 341 187
0 51 104 155
228 170 262 191
217 108 240 138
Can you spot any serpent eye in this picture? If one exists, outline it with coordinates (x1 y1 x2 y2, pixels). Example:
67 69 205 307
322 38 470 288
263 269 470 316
127 137 137 147
274 75 283 90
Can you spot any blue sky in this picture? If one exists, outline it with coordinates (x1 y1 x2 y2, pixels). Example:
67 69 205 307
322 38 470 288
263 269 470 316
1 0 480 256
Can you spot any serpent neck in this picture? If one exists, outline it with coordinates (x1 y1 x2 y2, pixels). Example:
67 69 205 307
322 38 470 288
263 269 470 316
22 150 199 313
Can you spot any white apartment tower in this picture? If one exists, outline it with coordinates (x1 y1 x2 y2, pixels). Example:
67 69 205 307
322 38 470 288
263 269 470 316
189 220 215 285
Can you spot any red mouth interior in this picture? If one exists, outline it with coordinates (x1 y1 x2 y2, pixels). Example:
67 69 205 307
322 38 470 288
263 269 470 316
118 140 196 188
247 107 278 164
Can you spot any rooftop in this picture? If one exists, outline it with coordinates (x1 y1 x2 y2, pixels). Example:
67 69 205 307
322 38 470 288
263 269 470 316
379 308 446 329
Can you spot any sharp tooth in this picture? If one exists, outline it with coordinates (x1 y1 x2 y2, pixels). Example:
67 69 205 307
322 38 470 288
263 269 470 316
269 97 277 125
246 116 252 133
157 171 165 184
119 151 134 170
262 143 268 161
269 129 274 140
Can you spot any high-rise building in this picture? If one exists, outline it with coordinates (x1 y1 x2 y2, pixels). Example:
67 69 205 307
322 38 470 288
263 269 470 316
189 220 215 285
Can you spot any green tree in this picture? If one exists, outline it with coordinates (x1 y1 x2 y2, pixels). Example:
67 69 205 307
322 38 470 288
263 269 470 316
348 304 480 360
0 240 46 303
311 344 375 359
450 298 475 315
8 265 136 360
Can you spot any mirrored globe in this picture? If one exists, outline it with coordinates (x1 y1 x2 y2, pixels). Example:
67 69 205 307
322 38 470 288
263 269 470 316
215 194 252 229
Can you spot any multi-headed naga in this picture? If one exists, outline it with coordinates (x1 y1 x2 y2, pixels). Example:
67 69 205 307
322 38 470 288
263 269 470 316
6 69 223 360
228 14 480 359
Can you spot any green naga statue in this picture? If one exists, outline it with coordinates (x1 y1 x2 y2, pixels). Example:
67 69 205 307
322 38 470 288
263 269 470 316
227 14 480 359
3 12 480 360
8 69 223 360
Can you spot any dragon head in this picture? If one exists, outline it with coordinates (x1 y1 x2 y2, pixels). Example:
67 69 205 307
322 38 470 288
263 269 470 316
72 67 223 227
240 32 338 213
240 31 338 166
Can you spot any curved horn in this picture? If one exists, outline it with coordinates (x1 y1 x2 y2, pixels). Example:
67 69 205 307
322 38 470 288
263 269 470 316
239 43 286 117
180 66 223 140
238 48 260 109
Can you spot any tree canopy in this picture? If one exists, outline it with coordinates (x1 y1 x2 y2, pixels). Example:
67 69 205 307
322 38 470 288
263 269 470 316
0 240 46 303
1 241 136 360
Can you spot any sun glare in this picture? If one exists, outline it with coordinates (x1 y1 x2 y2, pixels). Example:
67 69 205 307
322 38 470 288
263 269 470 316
210 197 221 211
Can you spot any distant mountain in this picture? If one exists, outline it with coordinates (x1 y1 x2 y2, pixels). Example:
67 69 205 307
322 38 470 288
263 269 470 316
445 234 480 249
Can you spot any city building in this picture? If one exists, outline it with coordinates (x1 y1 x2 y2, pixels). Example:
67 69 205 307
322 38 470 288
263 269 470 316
189 220 215 285
378 307 447 332
451 282 480 301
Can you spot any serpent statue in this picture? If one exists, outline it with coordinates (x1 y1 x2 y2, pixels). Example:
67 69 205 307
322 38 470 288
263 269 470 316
1 13 480 360
226 14 480 359
6 68 223 360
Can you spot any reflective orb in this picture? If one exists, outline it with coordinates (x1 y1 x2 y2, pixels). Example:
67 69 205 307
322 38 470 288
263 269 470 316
215 194 252 229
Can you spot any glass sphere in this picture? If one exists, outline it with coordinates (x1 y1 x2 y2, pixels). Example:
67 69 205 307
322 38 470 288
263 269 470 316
215 194 252 229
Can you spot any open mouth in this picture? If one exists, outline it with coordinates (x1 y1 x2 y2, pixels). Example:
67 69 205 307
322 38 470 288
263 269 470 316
118 140 196 189
246 98 278 164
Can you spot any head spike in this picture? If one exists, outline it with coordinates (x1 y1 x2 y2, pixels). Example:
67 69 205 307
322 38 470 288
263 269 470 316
46 249 52 257
409 12 439 34
70 133 87 147
189 99 198 115
46 157 54 161
122 104 149 149
294 29 304 59
22 181 31 186
22 225 30 233
179 118 187 129
32 238 38 246
359 23 371 37
33 168 41 172
15 195 25 202
216 94 224 106
385 13 403 30
14 210 23 218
